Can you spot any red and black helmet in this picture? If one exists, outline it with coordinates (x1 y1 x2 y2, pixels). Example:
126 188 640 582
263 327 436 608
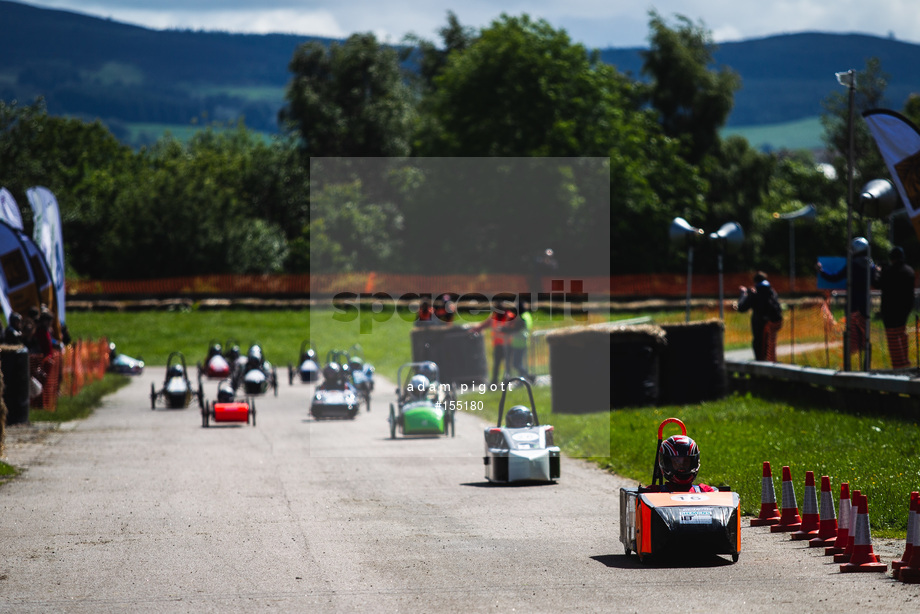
658 435 700 485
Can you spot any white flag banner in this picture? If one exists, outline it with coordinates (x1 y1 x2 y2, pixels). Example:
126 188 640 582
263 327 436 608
0 188 24 231
25 186 66 325
862 109 920 239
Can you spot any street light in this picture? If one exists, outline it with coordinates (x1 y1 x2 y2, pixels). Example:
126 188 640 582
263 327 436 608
773 204 816 293
836 68 857 371
669 217 704 323
709 222 744 320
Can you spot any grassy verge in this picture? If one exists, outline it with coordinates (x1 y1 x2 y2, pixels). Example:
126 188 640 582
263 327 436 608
29 374 131 423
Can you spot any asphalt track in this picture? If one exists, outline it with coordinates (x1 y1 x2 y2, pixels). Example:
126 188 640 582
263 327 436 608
1 368 917 613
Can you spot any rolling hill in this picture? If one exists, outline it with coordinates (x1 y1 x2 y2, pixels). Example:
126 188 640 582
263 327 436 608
2 0 920 150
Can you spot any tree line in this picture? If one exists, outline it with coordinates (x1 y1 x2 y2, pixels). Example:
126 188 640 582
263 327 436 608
0 10 916 281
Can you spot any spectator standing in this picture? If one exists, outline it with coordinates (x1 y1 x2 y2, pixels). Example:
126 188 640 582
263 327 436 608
873 246 916 369
508 301 533 380
734 271 783 361
3 312 23 344
473 300 514 384
817 237 875 359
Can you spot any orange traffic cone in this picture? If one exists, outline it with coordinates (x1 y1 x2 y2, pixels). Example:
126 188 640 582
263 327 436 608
834 489 861 563
750 461 782 527
792 471 820 540
839 493 887 573
809 475 838 548
771 466 802 533
826 483 851 556
900 500 920 583
894 492 919 581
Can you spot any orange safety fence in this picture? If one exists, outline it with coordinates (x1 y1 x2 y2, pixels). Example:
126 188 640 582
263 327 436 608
27 339 111 411
66 273 833 299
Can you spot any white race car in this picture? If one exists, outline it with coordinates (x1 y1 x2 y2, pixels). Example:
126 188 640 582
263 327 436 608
483 377 560 483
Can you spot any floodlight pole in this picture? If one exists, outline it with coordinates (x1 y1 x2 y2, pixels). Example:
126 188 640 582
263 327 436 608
788 219 796 293
685 245 694 323
839 69 856 372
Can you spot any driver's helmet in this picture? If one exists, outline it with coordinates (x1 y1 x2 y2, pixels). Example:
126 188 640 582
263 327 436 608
305 346 317 361
217 379 235 403
323 362 341 383
851 236 869 255
408 374 430 400
349 356 364 372
658 435 701 485
167 363 184 380
226 345 241 361
506 405 534 428
208 342 222 358
417 362 438 383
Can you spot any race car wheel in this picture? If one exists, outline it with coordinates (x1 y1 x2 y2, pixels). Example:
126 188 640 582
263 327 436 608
624 547 631 556
251 400 256 427
202 401 209 428
732 553 739 563
365 393 371 412
449 410 456 437
288 364 294 386
150 383 157 410
273 367 278 397
389 404 396 439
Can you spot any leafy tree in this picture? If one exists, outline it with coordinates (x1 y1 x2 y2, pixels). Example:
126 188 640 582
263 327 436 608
279 33 414 157
402 11 476 94
641 11 740 164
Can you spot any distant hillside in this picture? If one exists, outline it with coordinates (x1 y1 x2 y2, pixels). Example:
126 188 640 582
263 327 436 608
601 33 920 126
3 0 920 147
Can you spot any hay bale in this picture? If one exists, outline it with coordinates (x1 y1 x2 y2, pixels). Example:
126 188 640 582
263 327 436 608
410 324 487 385
1 345 25 434
546 324 619 413
610 324 667 408
658 319 727 404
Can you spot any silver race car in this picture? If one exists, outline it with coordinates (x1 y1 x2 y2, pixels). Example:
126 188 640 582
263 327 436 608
483 377 560 484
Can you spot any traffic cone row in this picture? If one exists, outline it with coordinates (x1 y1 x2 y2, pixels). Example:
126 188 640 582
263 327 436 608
809 475 837 548
750 463 920 577
895 492 920 583
750 461 782 526
839 493 887 572
834 489 861 563
825 483 850 556
791 471 820 540
770 466 802 533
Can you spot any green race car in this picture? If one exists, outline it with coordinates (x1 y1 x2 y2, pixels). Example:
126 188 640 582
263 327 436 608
389 361 455 439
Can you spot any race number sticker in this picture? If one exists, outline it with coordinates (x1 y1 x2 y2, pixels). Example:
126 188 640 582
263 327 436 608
511 432 539 442
679 508 714 525
670 494 710 503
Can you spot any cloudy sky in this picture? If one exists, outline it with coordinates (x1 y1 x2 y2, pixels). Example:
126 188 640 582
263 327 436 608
15 0 920 48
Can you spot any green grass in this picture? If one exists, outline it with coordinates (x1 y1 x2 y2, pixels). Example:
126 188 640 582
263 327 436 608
186 85 286 103
29 374 131 423
722 116 824 151
57 307 920 535
67 306 421 380
0 459 17 479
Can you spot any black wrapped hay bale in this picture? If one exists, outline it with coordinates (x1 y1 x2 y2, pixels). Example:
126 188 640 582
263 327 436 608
546 325 613 413
659 320 727 404
610 324 667 408
1 345 26 427
410 324 487 386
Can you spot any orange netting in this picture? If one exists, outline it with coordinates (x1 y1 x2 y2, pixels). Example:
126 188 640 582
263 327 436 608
26 339 111 411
